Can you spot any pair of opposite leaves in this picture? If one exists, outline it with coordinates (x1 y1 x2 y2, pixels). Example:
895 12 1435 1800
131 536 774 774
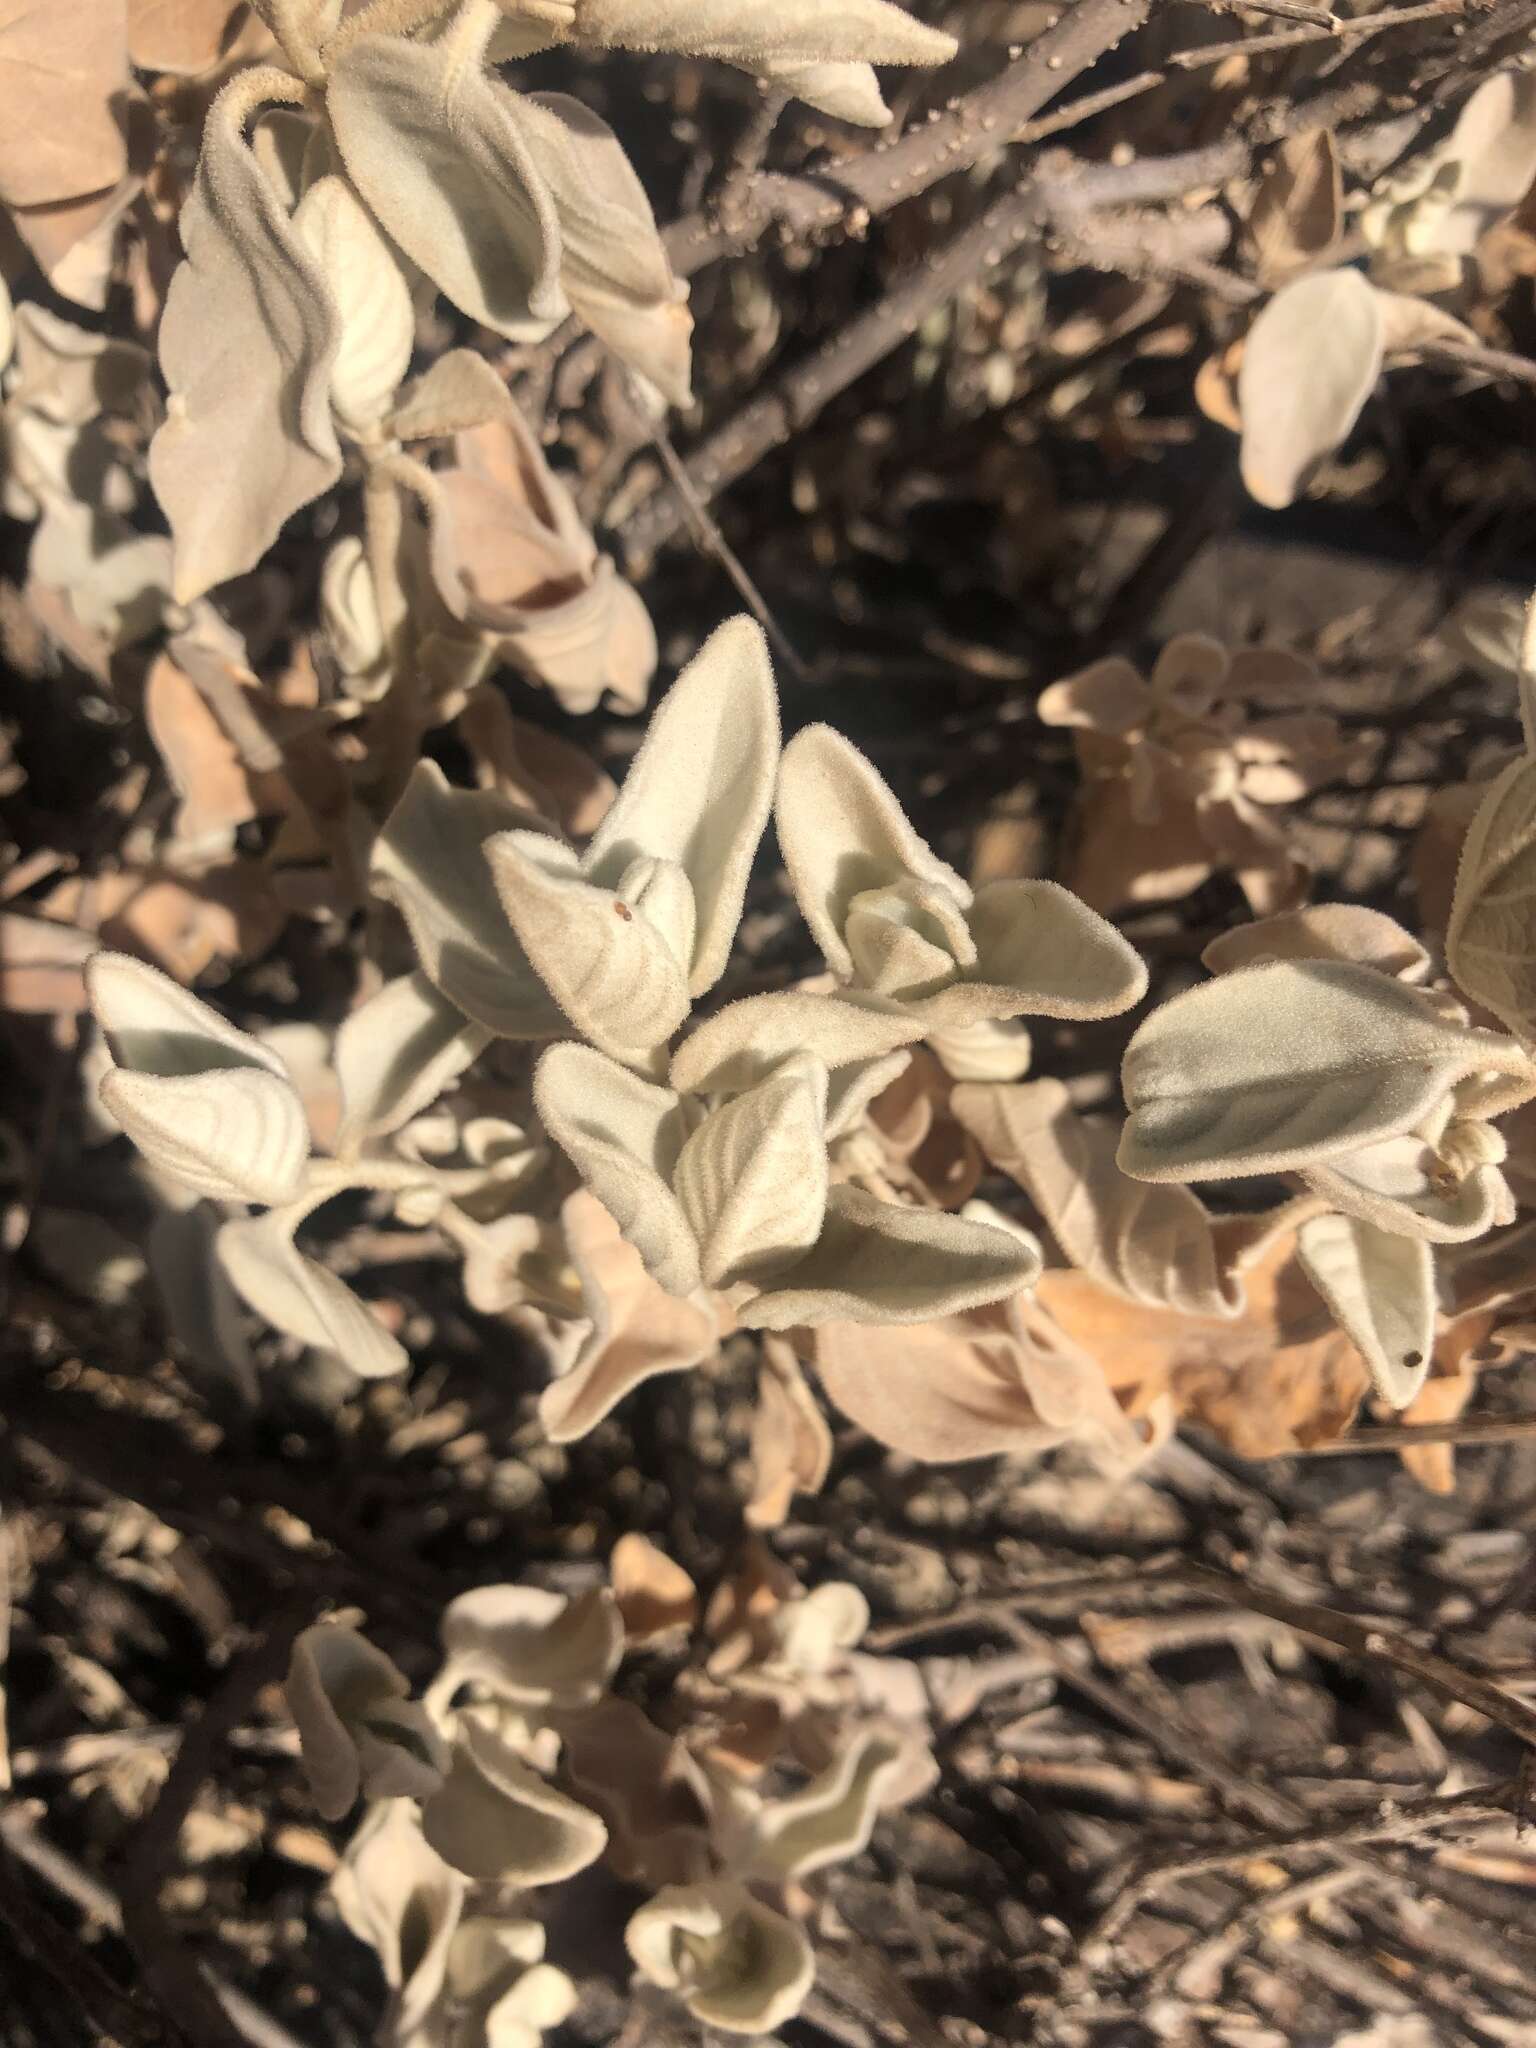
151 0 957 603
371 612 1148 1331
1117 897 1536 1409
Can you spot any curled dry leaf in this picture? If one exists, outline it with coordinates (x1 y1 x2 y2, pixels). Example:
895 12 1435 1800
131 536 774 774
747 1336 833 1528
540 1190 723 1442
1247 129 1342 286
0 0 129 208
610 1532 699 1642
561 1695 712 1885
426 407 657 713
127 0 246 73
952 1078 1243 1318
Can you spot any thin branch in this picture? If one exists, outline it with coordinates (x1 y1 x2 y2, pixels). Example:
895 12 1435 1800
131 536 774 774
1262 1411 1536 1456
663 0 1157 275
1167 0 1465 66
1179 1563 1536 1750
622 183 1045 563
120 1603 313 2048
1086 1779 1520 1955
647 417 810 679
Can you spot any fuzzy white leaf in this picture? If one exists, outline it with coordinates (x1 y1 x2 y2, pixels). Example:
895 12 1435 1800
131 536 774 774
1204 905 1432 983
1119 960 1530 1183
87 953 310 1204
760 57 891 125
1297 1212 1435 1408
745 1729 902 1881
286 1624 446 1820
293 173 415 432
438 1585 622 1710
1447 753 1536 1042
10 303 151 427
1238 269 1383 511
670 988 922 1098
625 1882 814 2037
674 1056 829 1288
485 829 691 1063
422 1720 607 1886
584 616 778 994
371 762 563 1038
218 1210 408 1377
918 878 1147 1026
533 1043 700 1295
334 971 490 1153
150 71 342 602
147 1202 260 1405
742 1186 1041 1330
777 723 968 978
326 31 564 340
574 0 956 68
388 348 513 440
332 1800 465 2042
517 92 692 407
319 536 387 681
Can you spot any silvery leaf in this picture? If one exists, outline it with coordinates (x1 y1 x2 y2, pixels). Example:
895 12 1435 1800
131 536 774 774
1238 269 1383 511
517 93 692 407
673 1055 829 1288
292 172 415 433
533 1044 700 1296
326 30 564 339
1297 1211 1435 1408
422 1720 607 1885
1447 753 1536 1042
584 616 778 995
741 1186 1041 1330
372 762 564 1038
87 952 310 1204
670 988 922 1098
484 828 691 1064
776 722 969 978
149 70 343 601
333 970 490 1154
218 1208 409 1377
1118 961 1530 1184
625 1881 814 2037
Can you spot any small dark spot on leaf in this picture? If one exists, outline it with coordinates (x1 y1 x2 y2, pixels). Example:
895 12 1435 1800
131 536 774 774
1402 1350 1423 1369
614 902 633 921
